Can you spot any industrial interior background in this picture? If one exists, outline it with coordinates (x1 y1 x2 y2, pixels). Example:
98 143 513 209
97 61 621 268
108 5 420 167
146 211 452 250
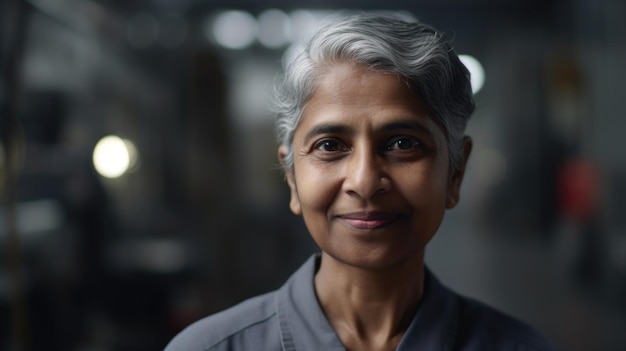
1 0 625 350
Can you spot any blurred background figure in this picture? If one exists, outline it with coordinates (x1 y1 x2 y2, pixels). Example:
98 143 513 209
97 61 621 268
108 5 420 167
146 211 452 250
0 0 624 350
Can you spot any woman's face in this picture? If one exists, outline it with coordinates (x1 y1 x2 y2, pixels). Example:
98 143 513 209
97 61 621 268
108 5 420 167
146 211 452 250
280 63 470 270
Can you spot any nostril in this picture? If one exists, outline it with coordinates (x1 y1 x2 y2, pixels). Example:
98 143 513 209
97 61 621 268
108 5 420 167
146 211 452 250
380 176 391 191
344 172 391 200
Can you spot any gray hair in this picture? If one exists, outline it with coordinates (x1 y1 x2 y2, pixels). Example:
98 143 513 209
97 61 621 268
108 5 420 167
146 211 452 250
273 13 475 171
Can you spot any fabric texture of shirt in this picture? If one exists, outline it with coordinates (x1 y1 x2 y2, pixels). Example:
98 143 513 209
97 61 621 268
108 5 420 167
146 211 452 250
164 254 557 351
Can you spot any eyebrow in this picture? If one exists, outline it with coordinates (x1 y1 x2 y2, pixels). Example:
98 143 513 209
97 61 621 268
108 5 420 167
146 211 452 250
302 123 351 144
381 121 435 137
302 120 436 144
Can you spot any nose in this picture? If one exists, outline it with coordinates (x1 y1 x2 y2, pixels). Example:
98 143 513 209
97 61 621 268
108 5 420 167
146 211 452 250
342 146 391 199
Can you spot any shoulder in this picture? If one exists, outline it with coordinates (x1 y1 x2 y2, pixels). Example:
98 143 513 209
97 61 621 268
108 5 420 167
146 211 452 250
454 295 558 351
164 291 280 351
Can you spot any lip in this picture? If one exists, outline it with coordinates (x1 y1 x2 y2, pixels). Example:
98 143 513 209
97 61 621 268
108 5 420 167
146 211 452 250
336 211 402 230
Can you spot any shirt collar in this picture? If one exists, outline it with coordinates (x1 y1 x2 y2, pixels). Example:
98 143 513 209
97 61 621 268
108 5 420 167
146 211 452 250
276 254 345 351
276 254 459 351
396 267 459 351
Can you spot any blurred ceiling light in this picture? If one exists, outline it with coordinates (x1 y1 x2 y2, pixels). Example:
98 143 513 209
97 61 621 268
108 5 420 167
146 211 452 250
126 13 160 49
123 138 140 173
289 10 322 43
210 10 257 50
93 135 138 178
459 54 485 94
258 9 291 48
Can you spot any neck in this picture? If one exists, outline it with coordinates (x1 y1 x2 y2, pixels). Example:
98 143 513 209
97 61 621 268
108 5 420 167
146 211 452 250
314 252 425 351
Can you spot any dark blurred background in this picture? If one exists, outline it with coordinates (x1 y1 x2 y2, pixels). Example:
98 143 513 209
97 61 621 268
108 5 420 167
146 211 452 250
1 0 625 350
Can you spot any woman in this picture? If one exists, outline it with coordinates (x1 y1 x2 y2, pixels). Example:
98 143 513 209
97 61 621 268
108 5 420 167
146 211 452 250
165 13 556 351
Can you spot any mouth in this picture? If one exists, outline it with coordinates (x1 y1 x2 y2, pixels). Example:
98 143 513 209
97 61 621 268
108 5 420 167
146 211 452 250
336 211 402 230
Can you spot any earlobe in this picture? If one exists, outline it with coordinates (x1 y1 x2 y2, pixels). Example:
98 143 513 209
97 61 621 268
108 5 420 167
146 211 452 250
278 145 302 215
445 179 460 208
446 136 473 209
286 171 302 215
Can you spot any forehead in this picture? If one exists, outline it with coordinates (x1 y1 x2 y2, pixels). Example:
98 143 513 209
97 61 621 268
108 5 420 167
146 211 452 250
312 63 419 109
296 63 441 136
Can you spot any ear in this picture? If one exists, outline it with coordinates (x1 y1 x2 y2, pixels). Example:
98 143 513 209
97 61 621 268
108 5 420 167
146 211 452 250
446 136 473 209
278 145 302 215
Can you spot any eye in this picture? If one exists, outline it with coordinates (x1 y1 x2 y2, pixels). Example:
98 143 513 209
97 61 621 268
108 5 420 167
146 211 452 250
386 136 421 151
314 139 346 152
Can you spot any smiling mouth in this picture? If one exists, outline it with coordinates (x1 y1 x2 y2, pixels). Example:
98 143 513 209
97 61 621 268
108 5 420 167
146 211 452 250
337 211 402 230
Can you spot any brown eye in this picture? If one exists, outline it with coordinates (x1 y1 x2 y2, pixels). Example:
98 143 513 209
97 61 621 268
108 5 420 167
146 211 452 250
315 139 344 152
387 137 420 151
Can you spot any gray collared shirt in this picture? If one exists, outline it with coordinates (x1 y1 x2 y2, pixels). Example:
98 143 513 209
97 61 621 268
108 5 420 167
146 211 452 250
164 254 557 351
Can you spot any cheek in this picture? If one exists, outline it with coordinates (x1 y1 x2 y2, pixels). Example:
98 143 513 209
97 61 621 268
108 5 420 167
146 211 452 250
396 165 450 208
294 163 341 213
294 169 340 248
399 168 448 245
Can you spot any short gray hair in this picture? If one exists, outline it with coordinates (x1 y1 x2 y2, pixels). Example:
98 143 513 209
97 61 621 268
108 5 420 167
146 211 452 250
273 13 474 171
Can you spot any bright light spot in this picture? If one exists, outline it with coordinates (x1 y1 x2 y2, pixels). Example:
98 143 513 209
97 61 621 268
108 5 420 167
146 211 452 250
459 54 485 94
93 135 131 178
289 10 326 43
124 138 140 172
258 9 291 48
211 10 257 49
126 13 160 49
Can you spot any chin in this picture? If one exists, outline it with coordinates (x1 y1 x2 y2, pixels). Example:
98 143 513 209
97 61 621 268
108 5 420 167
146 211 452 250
324 247 424 271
